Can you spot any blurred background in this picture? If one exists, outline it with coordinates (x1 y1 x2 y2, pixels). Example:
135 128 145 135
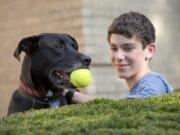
0 0 180 116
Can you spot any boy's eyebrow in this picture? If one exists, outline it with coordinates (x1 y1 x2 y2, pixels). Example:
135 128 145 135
109 43 117 46
110 42 136 47
122 43 136 47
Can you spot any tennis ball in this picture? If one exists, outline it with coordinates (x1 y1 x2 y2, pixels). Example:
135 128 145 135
70 69 92 88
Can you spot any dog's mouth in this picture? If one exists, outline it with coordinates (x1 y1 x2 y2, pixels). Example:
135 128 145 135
50 69 75 89
53 70 70 83
50 63 89 89
55 71 69 80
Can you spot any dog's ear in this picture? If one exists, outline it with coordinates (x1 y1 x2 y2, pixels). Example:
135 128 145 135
64 34 79 50
14 36 39 61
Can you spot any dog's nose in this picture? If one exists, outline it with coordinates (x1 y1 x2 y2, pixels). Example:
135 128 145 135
82 56 91 66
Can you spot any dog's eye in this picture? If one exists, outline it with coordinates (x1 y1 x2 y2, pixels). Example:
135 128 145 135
54 40 65 50
55 44 65 50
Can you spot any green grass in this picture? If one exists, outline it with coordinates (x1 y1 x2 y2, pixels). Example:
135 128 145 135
0 92 180 135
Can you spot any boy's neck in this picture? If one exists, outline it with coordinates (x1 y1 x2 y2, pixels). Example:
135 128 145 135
126 68 151 90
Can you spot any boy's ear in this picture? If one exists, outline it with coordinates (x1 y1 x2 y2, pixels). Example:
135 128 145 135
14 36 39 61
146 43 156 59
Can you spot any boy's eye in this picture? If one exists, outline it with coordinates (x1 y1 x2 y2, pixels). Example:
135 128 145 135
110 46 118 52
123 47 133 52
122 45 134 52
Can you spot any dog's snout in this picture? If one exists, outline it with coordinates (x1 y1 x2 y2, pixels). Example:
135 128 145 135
82 56 91 66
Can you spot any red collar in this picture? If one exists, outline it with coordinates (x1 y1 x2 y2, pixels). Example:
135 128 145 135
19 81 45 97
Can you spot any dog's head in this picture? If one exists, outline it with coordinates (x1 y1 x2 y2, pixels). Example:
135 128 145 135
14 33 91 94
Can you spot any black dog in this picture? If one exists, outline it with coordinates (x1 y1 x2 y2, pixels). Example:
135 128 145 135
8 33 91 115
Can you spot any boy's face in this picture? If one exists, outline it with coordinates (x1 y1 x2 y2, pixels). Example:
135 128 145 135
109 34 155 80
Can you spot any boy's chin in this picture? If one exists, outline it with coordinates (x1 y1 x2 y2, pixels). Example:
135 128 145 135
117 72 131 79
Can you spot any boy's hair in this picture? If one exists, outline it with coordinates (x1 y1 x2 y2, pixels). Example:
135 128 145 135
107 11 155 49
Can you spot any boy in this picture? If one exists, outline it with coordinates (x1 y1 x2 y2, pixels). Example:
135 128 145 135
65 11 173 102
107 11 173 98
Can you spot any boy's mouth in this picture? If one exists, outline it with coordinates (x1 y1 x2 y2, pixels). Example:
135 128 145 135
115 64 129 70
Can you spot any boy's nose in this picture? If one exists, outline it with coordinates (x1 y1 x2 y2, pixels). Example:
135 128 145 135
115 51 125 61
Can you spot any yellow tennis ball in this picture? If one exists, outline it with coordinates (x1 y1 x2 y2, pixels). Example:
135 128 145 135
70 69 92 88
